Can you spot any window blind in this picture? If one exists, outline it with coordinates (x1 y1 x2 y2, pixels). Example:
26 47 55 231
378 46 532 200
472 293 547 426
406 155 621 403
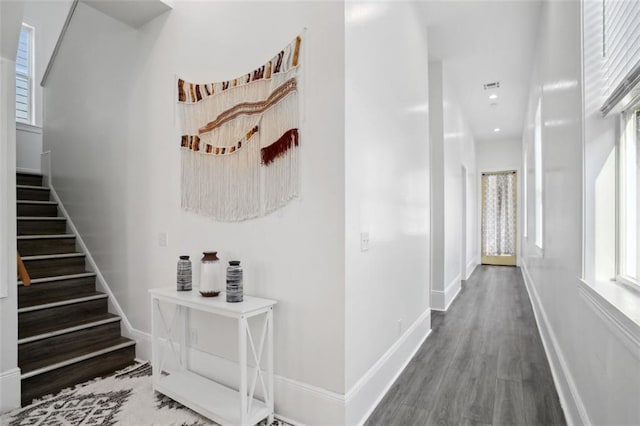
601 0 640 115
16 25 31 124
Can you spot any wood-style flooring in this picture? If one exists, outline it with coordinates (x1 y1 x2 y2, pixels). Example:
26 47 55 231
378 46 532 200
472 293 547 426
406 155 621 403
366 265 566 426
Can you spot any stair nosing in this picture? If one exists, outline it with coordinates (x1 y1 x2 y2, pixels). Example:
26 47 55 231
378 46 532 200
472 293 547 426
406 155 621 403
18 271 96 286
20 340 135 379
17 172 43 177
17 234 75 240
18 293 107 313
18 316 121 345
16 200 57 205
21 253 85 261
17 217 65 221
16 185 49 191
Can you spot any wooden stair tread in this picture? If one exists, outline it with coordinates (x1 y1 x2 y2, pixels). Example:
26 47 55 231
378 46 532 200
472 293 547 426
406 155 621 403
19 312 120 341
20 336 134 376
18 291 106 310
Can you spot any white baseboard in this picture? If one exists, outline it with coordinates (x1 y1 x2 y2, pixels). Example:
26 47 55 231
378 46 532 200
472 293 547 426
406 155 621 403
136 331 343 425
48 185 140 355
345 309 431 426
521 263 590 426
135 309 432 426
16 167 41 175
431 274 461 311
465 260 478 280
0 368 21 413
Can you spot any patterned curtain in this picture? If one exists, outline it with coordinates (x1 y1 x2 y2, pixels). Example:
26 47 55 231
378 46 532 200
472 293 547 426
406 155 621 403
483 172 516 256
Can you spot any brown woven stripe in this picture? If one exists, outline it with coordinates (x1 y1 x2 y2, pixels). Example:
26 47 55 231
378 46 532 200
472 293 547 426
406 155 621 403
178 80 186 102
198 78 297 135
274 50 284 73
261 128 299 165
189 84 195 103
292 36 302 67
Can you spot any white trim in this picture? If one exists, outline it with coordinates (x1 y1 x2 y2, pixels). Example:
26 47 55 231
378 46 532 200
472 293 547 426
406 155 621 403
577 279 640 359
21 340 135 379
16 200 56 205
465 259 478 280
18 315 120 344
17 216 65 221
131 309 432 426
16 167 41 175
135 330 343 425
16 184 48 191
17 233 74 240
345 309 432 426
431 274 462 311
15 122 41 134
521 262 590 426
0 368 21 413
48 184 142 358
17 293 107 313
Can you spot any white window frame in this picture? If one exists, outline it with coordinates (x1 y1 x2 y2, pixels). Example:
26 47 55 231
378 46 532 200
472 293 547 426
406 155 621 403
534 98 543 249
616 107 640 290
16 23 35 125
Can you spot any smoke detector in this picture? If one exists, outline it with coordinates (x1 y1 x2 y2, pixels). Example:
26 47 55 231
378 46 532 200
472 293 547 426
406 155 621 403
483 81 500 90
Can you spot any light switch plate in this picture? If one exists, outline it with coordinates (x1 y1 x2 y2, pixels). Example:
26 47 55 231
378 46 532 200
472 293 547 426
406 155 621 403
158 232 168 247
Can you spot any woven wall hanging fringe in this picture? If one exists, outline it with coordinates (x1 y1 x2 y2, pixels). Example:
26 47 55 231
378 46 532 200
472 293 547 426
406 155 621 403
177 35 302 221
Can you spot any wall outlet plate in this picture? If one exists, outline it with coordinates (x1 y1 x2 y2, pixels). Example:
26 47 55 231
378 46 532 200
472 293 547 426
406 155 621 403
360 232 370 251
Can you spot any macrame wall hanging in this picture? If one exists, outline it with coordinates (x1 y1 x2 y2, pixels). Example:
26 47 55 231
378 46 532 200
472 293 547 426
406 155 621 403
177 35 302 221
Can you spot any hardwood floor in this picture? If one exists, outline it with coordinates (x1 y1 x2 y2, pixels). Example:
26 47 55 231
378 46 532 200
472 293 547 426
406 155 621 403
366 265 566 426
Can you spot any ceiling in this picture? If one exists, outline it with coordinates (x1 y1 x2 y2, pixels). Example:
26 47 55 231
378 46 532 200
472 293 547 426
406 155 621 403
417 1 542 142
82 0 173 28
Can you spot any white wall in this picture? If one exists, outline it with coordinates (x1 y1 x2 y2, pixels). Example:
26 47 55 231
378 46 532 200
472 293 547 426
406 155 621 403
430 60 478 310
582 0 617 282
23 0 72 126
476 138 523 264
43 2 345 424
521 1 640 424
0 0 24 413
16 122 42 173
15 1 71 173
345 2 430 422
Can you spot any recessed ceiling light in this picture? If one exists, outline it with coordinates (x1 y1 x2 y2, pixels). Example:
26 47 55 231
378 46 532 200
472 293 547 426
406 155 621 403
489 94 498 100
494 128 501 132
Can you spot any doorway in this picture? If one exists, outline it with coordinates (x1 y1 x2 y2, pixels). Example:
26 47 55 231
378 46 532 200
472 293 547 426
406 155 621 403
481 170 517 266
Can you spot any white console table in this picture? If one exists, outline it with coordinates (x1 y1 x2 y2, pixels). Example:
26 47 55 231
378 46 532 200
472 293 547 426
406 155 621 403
149 288 277 426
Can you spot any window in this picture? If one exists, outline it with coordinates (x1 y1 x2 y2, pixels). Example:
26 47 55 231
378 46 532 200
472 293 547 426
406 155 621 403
534 99 543 248
16 24 33 124
618 108 639 287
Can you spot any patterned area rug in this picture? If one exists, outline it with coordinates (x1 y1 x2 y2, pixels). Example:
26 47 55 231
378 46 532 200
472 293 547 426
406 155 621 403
1 363 291 426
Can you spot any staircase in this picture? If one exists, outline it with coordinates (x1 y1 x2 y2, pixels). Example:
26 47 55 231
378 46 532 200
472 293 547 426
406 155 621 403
16 172 135 406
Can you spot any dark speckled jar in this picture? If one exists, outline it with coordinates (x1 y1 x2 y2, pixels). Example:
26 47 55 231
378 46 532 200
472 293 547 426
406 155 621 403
226 261 243 302
177 255 192 291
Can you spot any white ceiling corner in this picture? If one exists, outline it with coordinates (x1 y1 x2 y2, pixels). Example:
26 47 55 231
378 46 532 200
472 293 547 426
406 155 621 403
81 0 173 29
418 0 543 143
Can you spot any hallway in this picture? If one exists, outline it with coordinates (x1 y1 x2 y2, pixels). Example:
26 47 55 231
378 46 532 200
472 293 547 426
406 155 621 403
366 266 565 425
